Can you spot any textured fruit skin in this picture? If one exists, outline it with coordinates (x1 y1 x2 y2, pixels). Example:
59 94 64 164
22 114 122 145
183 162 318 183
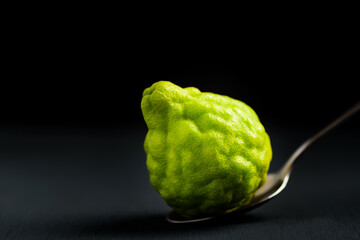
141 81 272 218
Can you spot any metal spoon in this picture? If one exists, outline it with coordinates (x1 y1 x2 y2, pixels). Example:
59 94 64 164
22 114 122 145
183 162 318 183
167 102 360 223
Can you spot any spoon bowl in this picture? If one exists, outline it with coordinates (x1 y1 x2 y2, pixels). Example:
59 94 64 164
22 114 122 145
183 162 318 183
167 102 360 223
167 171 291 223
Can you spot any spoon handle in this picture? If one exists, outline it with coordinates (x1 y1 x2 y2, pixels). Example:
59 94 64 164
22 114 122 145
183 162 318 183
279 102 360 177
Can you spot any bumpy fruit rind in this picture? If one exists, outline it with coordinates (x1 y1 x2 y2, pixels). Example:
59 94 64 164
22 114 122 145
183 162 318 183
141 81 272 218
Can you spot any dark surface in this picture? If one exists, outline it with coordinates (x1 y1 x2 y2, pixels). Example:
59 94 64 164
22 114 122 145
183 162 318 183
0 113 359 239
2 50 360 239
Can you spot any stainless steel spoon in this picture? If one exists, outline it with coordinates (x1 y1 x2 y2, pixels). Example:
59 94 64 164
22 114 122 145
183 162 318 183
167 102 360 223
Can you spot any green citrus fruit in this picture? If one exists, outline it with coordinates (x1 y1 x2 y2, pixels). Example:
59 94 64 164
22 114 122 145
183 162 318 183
141 81 272 218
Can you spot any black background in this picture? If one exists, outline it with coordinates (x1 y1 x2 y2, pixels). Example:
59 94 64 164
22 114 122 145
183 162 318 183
2 59 359 129
1 23 360 239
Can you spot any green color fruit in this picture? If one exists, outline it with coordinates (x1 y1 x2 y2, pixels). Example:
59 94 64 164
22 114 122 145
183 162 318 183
141 81 272 218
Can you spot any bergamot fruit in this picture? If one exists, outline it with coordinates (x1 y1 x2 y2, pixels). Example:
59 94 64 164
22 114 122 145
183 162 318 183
141 81 272 218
